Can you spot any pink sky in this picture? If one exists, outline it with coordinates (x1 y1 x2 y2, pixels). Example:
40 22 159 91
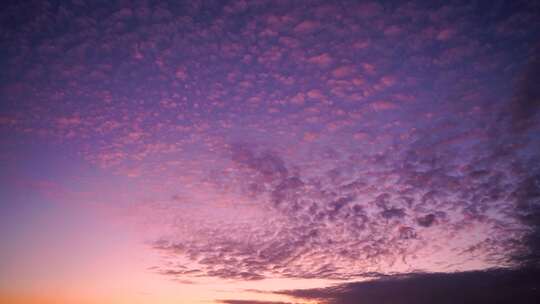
1 0 539 303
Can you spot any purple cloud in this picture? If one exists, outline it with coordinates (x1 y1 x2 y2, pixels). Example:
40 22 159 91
1 0 539 291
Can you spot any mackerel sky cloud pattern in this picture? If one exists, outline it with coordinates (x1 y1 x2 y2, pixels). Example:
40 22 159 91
1 0 539 303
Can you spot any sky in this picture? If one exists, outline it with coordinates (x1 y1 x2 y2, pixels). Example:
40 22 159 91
0 0 539 303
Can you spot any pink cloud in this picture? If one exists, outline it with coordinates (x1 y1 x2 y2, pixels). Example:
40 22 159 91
353 132 369 140
293 20 319 33
380 75 396 87
384 25 402 36
371 100 397 111
57 116 82 126
223 0 248 14
290 93 305 105
0 116 18 126
266 14 295 29
437 28 455 41
356 2 383 18
332 65 355 78
353 41 370 49
278 36 301 49
303 132 319 142
307 53 333 66
362 63 376 74
306 89 325 100
352 77 365 86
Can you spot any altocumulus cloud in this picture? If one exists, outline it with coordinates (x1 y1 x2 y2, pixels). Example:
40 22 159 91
1 0 539 295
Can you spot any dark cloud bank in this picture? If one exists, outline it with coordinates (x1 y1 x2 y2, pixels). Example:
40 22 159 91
275 268 540 304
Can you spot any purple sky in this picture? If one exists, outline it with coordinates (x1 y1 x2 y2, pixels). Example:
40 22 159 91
1 1 539 303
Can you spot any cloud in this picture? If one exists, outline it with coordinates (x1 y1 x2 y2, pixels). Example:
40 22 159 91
218 300 294 304
150 139 530 281
416 213 437 227
217 300 292 304
277 268 540 304
331 66 354 78
307 54 333 67
508 54 540 132
1 0 539 286
293 20 319 33
489 49 540 268
371 100 397 111
380 207 406 219
511 173 540 268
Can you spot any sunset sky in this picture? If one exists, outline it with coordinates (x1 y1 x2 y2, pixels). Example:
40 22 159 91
1 1 539 303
